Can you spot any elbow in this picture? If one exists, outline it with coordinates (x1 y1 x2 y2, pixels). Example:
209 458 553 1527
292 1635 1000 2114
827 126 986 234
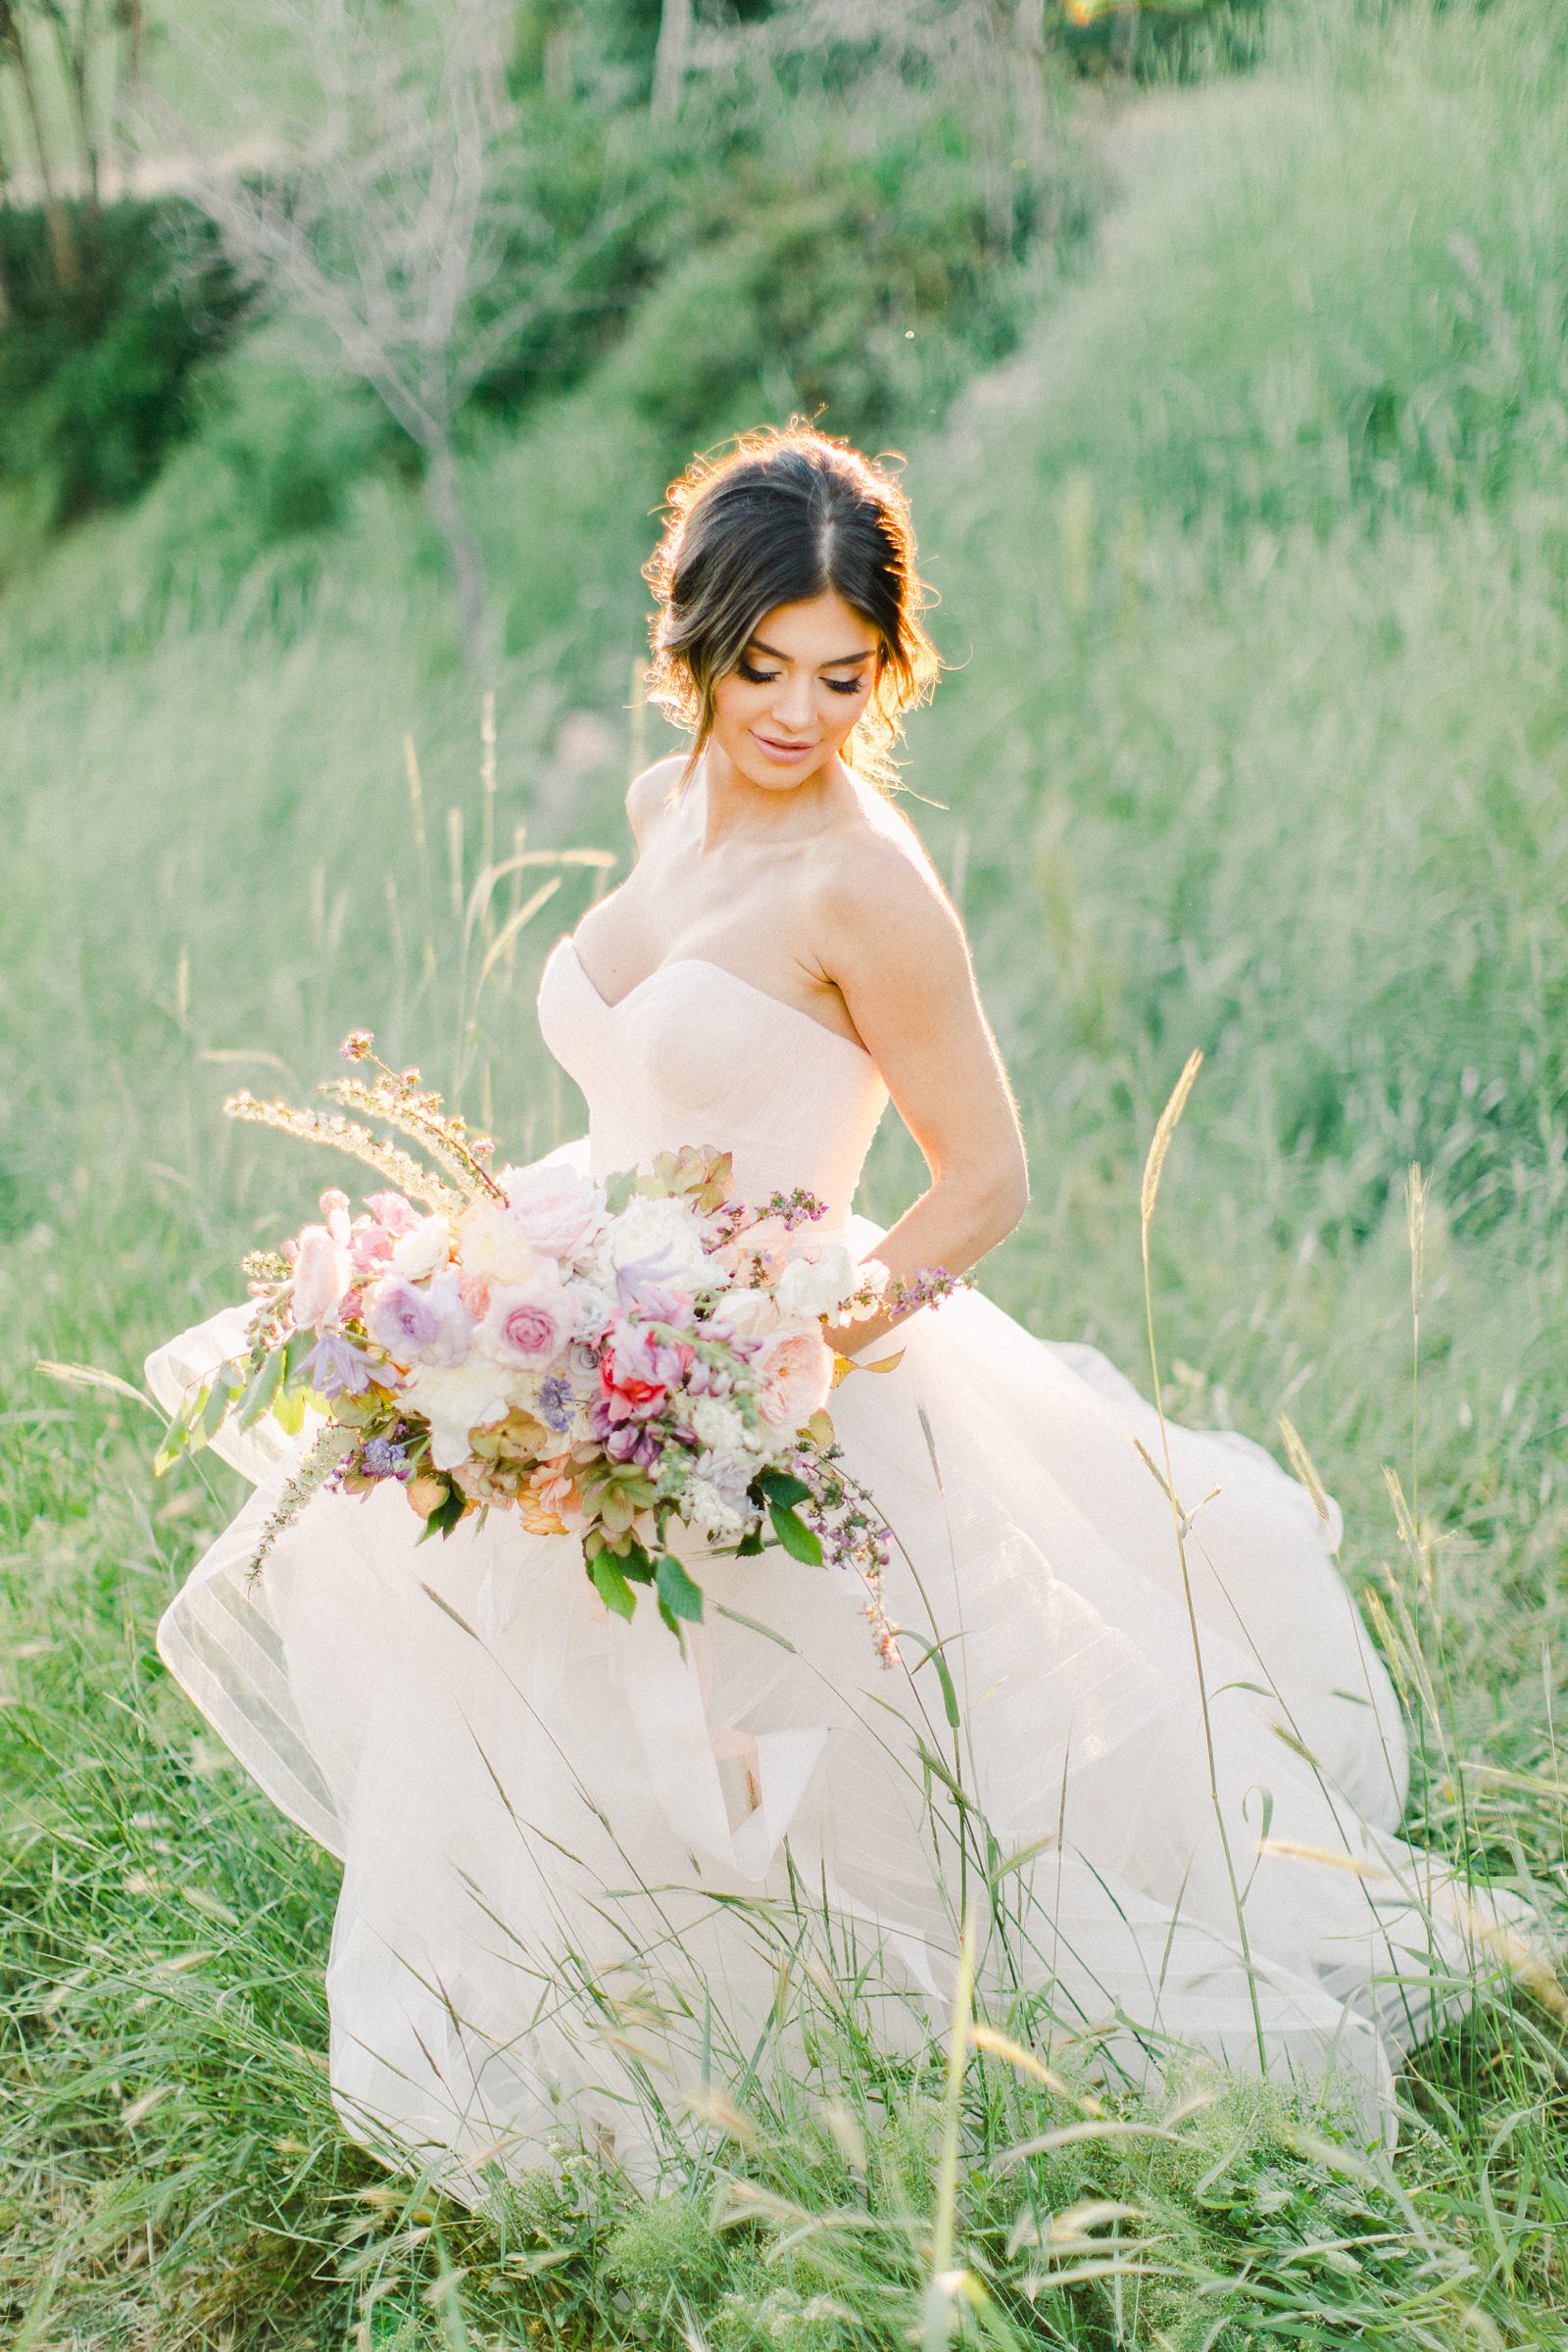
987 1152 1031 1247
958 1147 1029 1254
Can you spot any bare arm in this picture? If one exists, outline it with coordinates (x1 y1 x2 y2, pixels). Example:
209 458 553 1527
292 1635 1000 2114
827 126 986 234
813 840 1029 1357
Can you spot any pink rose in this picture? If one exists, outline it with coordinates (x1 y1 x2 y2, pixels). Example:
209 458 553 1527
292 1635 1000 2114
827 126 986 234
365 1191 422 1236
753 1329 834 1433
349 1218 396 1276
499 1160 608 1265
291 1222 349 1330
474 1277 575 1369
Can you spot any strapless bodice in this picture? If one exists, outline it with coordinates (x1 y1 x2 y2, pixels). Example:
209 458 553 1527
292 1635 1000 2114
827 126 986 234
536 935 889 1228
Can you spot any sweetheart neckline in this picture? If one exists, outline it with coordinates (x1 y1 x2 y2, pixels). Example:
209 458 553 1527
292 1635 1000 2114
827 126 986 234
552 935 877 1068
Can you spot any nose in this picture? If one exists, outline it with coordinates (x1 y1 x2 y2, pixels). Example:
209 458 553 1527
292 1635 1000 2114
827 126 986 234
770 673 816 734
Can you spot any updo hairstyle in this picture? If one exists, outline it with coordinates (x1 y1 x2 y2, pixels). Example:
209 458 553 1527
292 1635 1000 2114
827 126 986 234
643 421 941 789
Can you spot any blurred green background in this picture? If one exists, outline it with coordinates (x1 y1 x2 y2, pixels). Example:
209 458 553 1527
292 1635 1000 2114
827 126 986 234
4 1 1568 2344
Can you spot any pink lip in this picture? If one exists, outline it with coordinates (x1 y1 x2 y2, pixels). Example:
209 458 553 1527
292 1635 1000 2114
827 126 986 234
755 732 814 757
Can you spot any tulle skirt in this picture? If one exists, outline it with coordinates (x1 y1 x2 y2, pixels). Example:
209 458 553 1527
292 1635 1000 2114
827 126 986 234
148 1163 1538 2196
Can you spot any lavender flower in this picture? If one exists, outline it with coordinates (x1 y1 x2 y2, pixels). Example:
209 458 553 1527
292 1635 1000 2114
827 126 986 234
537 1375 573 1434
886 1264 971 1320
303 1330 376 1397
365 1273 440 1356
613 1250 690 1318
362 1436 410 1481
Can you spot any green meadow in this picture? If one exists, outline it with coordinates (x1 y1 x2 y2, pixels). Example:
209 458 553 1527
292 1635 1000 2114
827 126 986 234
3 0 1568 2341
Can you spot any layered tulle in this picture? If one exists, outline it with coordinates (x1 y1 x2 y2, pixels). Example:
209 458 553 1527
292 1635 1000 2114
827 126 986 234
147 943 1544 2193
150 1182 1532 2198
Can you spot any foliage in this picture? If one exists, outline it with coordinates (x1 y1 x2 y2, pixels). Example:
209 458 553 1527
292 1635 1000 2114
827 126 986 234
2 0 1093 578
0 197 247 526
2 0 1568 2343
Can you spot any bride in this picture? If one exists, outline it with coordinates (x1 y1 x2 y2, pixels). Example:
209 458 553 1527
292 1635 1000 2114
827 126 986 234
148 421 1535 2197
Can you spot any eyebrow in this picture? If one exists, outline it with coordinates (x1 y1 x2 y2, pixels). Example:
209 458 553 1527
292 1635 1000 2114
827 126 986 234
748 636 875 668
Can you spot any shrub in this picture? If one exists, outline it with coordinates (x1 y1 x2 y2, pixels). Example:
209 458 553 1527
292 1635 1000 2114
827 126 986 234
0 199 249 524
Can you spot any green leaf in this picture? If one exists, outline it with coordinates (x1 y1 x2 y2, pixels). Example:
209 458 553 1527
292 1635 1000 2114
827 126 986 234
604 1168 637 1215
655 1551 705 1624
734 1527 764 1556
612 1534 657 1585
414 1484 468 1543
236 1348 286 1433
758 1468 811 1510
768 1501 822 1566
272 1388 309 1438
199 1376 234 1444
591 1554 638 1620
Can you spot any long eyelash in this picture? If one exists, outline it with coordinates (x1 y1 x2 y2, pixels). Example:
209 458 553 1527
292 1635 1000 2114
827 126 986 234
737 662 866 694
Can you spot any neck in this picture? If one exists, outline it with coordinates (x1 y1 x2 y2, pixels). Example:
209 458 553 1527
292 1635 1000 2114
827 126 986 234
695 739 845 853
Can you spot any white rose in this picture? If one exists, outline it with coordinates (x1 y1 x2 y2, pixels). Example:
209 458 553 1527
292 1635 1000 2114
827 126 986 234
391 1213 453 1281
457 1200 539 1286
606 1194 717 1288
775 1243 860 1324
403 1358 513 1469
709 1285 784 1342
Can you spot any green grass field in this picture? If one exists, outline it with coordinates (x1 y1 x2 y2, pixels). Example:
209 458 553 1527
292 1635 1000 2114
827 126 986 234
4 1 1568 2342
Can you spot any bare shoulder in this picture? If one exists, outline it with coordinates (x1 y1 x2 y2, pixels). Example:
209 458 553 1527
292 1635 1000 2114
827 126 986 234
625 754 689 847
810 789 968 987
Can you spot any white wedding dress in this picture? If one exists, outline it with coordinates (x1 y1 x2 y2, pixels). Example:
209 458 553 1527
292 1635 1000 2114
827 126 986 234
148 934 1535 2195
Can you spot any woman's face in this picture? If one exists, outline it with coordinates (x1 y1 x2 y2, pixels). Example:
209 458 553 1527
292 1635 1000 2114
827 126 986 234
708 591 881 791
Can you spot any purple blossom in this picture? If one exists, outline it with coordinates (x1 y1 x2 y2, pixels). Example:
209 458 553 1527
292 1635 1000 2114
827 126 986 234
364 1269 473 1366
365 1273 439 1356
537 1375 573 1434
612 1250 691 1319
600 1417 661 1468
304 1330 376 1397
362 1437 411 1481
886 1264 971 1320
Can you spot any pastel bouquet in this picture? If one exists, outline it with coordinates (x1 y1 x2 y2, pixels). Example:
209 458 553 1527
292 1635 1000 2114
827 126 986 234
157 1033 964 1657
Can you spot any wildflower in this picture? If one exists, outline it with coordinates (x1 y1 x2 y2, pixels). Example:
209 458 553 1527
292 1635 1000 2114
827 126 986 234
304 1330 377 1398
612 1250 693 1321
341 1030 374 1061
686 1395 760 1457
361 1436 410 1481
537 1375 574 1434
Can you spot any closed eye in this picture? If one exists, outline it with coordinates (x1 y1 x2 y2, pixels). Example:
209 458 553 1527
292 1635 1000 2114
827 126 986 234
826 675 867 696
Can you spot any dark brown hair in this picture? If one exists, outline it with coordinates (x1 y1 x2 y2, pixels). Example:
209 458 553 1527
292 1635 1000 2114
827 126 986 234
643 420 941 790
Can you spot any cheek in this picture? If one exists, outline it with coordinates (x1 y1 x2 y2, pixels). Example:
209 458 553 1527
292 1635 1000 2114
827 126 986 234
824 684 874 735
710 677 762 735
